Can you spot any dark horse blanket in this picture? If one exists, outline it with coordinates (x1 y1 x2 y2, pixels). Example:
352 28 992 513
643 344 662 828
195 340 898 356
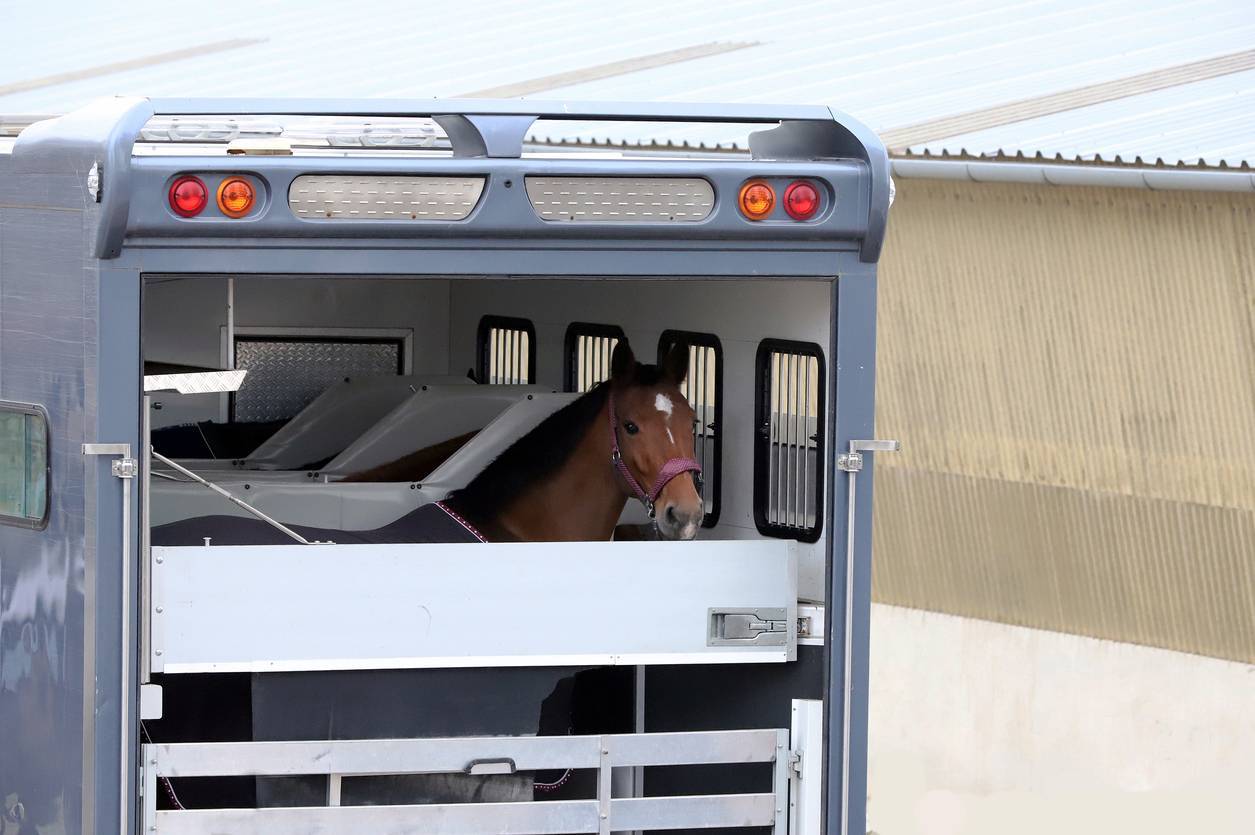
150 501 546 809
151 501 484 547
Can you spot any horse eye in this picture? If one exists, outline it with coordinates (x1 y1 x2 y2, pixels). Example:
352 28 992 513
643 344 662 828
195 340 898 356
624 421 639 435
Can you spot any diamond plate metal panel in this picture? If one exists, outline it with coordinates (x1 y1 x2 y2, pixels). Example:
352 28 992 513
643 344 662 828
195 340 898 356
526 177 714 222
233 340 401 423
289 175 485 221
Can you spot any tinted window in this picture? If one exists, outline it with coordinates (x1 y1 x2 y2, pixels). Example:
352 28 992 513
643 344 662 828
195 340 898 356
0 403 49 529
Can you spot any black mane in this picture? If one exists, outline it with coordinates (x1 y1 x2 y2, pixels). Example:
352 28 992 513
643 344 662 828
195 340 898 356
446 364 670 525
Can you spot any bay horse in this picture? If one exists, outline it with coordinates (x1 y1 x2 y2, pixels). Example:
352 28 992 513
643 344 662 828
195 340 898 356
437 338 704 542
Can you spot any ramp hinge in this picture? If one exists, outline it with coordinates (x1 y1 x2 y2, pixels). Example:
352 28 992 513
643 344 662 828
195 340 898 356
112 458 138 479
788 750 803 776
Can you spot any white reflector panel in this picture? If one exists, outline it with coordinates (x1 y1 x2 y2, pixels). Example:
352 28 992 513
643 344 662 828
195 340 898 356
144 370 247 395
526 177 714 222
289 175 485 221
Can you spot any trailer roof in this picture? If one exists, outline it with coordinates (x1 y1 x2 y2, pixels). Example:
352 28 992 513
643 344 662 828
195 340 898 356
2 0 1252 169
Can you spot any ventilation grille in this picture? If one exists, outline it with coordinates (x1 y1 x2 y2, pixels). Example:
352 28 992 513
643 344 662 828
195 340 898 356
566 323 625 392
526 177 714 223
289 175 484 221
755 341 824 542
477 316 535 385
660 331 722 527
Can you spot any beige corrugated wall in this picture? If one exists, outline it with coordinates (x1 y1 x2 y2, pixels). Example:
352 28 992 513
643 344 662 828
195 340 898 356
872 179 1255 663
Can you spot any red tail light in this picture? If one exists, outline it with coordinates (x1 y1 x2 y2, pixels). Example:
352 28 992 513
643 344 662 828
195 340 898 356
783 181 820 220
169 176 208 217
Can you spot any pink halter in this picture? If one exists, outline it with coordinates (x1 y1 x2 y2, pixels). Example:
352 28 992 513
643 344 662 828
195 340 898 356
607 388 702 519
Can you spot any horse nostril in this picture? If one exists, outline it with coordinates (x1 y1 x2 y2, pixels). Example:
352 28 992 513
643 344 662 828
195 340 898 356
665 505 680 525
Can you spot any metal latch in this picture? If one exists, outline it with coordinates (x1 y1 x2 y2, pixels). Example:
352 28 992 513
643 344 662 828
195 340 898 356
708 607 788 646
112 458 138 478
837 439 900 473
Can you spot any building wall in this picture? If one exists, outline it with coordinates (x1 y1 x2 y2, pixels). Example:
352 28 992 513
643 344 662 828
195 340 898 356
866 604 1255 835
872 179 1255 663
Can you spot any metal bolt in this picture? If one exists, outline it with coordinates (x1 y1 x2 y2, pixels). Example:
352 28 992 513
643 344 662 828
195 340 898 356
600 814 608 820
602 749 609 755
155 650 163 656
155 556 163 564
155 607 163 614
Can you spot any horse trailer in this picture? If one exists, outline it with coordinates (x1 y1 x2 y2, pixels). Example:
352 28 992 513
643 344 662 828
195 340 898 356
0 98 894 835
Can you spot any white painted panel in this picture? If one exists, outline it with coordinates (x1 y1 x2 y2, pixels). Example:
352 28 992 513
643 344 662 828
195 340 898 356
326 384 554 475
246 374 472 469
151 539 797 673
144 276 452 428
789 699 824 835
150 480 425 529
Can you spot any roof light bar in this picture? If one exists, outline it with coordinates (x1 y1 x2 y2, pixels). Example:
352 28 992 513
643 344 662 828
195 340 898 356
139 115 449 150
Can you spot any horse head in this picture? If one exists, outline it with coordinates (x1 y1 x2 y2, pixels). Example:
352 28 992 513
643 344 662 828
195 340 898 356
608 340 705 541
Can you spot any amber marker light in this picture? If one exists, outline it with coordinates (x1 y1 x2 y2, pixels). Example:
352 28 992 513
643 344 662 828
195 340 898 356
216 177 256 218
738 181 775 220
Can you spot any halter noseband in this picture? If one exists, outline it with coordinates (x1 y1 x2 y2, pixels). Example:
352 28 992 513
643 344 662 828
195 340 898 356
607 388 702 519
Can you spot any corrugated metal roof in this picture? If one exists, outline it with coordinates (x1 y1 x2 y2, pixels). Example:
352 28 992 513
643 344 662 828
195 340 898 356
2 0 1253 167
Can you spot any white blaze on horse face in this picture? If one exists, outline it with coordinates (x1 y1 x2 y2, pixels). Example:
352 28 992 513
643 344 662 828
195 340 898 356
655 393 675 444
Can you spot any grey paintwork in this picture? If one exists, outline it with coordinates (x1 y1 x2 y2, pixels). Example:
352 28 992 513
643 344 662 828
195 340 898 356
0 96 888 835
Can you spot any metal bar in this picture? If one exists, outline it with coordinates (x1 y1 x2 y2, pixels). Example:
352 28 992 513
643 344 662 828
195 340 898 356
154 800 601 835
772 729 789 833
786 353 796 528
226 278 235 371
327 774 342 807
522 330 531 383
153 736 602 777
840 465 858 835
610 795 776 832
789 700 823 835
508 329 515 384
489 328 498 383
152 730 782 778
796 358 805 528
508 329 516 385
150 451 322 545
147 97 836 122
802 359 811 528
83 442 136 835
140 397 152 683
497 328 505 384
598 741 611 835
120 465 134 835
607 730 780 767
774 353 784 524
142 749 158 835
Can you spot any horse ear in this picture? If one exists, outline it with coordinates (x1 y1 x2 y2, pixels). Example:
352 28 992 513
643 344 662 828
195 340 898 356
611 339 636 382
661 341 690 385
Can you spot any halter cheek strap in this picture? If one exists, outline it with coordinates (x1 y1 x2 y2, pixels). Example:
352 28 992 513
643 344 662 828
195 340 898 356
607 389 701 518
